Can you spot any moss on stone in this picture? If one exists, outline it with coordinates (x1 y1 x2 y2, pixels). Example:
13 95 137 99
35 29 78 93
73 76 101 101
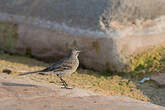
92 40 100 53
72 40 77 47
26 48 32 57
105 62 110 72
0 23 18 52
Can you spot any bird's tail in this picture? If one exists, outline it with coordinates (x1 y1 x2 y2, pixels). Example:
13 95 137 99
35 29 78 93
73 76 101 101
19 70 44 76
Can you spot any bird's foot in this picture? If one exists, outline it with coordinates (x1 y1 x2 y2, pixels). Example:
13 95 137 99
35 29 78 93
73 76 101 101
38 73 46 75
61 86 73 89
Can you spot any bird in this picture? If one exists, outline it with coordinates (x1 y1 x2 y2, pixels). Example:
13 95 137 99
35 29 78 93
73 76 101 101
19 48 80 89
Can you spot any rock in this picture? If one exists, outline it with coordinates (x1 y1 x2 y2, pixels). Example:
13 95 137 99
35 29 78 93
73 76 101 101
1 0 165 72
151 73 165 86
0 0 165 29
1 96 165 110
0 76 165 110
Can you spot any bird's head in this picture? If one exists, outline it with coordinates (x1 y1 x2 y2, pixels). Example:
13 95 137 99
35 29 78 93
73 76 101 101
68 48 80 58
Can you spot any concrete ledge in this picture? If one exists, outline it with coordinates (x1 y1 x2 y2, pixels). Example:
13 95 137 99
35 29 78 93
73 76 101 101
0 75 165 110
1 13 165 72
16 24 121 72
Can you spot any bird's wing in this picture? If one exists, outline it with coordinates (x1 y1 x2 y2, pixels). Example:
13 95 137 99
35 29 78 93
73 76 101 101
41 58 73 73
53 63 73 72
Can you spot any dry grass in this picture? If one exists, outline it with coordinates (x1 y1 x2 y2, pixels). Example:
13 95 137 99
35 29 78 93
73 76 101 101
0 53 149 102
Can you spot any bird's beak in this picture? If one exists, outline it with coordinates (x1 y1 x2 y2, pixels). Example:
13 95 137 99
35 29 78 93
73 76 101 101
77 50 81 53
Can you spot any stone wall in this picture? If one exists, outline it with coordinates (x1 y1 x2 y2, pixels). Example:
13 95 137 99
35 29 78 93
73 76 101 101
1 0 165 72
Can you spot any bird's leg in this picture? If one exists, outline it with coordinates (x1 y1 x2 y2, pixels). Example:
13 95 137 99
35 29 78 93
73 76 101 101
57 75 68 88
60 77 68 87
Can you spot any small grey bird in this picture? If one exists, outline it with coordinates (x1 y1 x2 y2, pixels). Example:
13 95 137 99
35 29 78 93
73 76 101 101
19 48 80 89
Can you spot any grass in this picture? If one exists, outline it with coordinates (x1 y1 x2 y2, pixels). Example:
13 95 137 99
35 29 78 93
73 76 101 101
0 53 149 102
124 45 165 78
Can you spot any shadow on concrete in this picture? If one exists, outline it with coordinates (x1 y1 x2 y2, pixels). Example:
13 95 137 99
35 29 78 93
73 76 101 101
1 82 37 87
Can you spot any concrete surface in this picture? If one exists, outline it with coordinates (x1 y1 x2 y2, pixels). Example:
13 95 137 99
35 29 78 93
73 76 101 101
1 0 165 30
0 75 165 110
